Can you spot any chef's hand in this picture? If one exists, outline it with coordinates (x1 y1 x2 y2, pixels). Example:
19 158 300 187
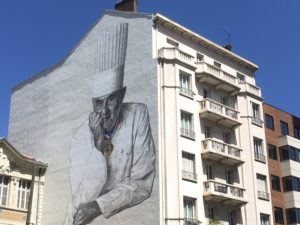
73 201 101 225
89 112 104 152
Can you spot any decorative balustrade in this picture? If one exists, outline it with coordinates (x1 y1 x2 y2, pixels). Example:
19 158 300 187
196 62 239 87
239 81 262 97
180 128 195 139
182 170 197 181
204 180 245 199
254 153 266 162
158 47 194 66
179 86 194 98
257 191 270 200
199 99 239 121
202 138 242 160
252 117 264 126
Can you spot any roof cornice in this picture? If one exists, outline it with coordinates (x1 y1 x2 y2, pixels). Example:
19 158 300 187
153 13 258 73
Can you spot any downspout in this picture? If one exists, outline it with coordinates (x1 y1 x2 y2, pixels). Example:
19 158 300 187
26 164 36 225
35 168 42 225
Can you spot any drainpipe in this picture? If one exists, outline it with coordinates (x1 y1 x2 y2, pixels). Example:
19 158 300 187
35 168 43 225
26 164 36 225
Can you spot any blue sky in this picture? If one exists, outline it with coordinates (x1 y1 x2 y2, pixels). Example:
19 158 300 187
1 0 300 138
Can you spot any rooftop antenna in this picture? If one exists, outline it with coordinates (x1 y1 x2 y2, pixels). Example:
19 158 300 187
223 30 232 51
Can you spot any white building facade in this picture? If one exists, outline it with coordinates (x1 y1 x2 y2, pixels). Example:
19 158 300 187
154 14 273 225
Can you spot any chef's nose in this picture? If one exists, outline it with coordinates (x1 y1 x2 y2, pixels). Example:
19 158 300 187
100 100 110 117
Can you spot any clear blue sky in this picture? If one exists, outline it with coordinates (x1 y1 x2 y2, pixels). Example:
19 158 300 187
1 0 300 138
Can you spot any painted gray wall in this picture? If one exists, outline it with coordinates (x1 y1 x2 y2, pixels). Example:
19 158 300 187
8 11 159 225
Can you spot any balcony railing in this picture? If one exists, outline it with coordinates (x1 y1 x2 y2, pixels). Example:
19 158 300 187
196 62 240 94
179 87 194 98
180 128 195 139
182 170 197 181
257 191 270 200
158 47 194 67
184 217 200 225
252 117 263 126
203 180 246 205
199 99 240 128
201 139 244 166
239 81 262 98
254 153 266 163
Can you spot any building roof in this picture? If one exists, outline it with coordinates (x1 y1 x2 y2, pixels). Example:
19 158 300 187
153 13 258 72
0 137 48 167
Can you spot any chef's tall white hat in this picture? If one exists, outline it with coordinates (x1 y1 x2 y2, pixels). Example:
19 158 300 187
93 23 129 98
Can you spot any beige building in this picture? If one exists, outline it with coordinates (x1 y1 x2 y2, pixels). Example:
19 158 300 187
0 138 47 225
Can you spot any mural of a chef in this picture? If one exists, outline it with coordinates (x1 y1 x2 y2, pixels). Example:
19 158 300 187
64 23 156 225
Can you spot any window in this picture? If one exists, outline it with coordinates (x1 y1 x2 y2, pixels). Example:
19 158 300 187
274 207 284 224
271 175 281 191
280 121 289 135
182 152 196 181
226 170 234 184
265 114 274 130
180 111 195 139
286 208 300 224
295 127 300 139
166 38 179 47
206 164 213 180
228 210 236 225
223 132 231 144
0 175 9 206
204 125 211 139
257 174 269 200
208 207 214 219
17 179 31 209
196 53 203 62
268 144 277 160
214 61 221 68
252 102 262 126
283 176 300 192
237 73 245 82
183 197 197 222
203 88 209 98
221 96 228 106
179 71 193 97
280 146 300 162
254 137 265 162
260 213 270 225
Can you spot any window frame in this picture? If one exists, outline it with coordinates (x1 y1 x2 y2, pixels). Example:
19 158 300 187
254 137 265 162
274 207 284 224
265 114 274 130
17 179 31 209
183 197 197 221
280 120 289 136
271 175 281 192
268 144 277 160
182 152 197 181
0 175 9 206
179 71 193 98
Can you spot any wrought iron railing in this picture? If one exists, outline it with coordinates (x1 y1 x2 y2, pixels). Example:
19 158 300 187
182 170 197 181
180 128 195 139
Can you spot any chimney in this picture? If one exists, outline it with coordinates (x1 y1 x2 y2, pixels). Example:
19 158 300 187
223 44 232 51
115 0 137 12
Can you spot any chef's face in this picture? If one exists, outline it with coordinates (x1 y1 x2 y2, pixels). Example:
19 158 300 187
92 87 126 132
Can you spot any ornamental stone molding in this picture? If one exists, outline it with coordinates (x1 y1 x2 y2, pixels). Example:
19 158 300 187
0 147 11 174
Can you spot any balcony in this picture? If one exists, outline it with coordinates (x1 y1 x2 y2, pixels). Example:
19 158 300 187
180 87 194 98
201 138 244 166
239 81 262 99
180 128 196 140
182 170 197 182
199 99 241 128
257 191 270 201
158 47 195 68
184 217 201 225
195 62 240 95
203 180 247 206
254 153 266 163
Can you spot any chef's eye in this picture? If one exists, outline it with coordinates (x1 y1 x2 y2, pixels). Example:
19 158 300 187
107 96 117 105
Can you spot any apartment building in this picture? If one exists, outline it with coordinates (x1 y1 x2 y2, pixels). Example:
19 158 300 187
263 103 300 225
0 138 47 225
6 1 273 225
